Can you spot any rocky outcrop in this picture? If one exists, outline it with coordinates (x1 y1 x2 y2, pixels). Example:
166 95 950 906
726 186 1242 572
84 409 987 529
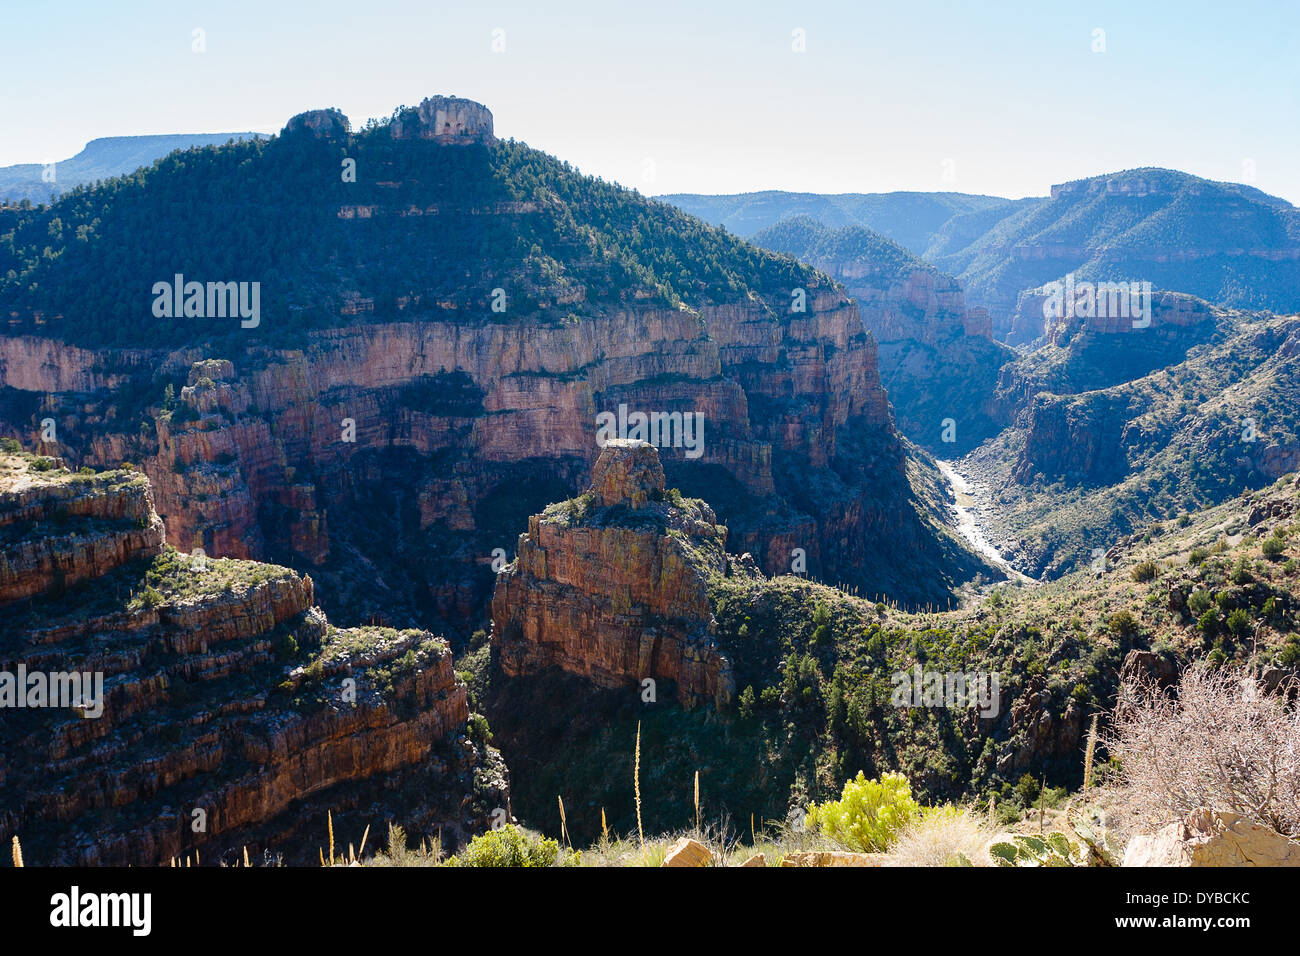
283 109 349 140
0 452 501 865
0 456 164 602
491 440 745 708
997 675 1085 773
1012 391 1134 485
391 96 495 144
1122 809 1300 866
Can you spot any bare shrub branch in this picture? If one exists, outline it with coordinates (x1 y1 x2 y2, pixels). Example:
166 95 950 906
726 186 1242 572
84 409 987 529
1105 664 1300 836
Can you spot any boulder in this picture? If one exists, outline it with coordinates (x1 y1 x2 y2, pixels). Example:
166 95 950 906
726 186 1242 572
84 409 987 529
1122 809 1300 867
661 837 713 867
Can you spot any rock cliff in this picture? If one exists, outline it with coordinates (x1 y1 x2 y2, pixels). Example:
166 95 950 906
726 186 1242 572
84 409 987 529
391 96 495 143
0 450 504 865
749 217 1013 452
491 440 749 708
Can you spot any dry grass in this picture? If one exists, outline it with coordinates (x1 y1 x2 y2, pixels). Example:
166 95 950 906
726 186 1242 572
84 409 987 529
366 823 444 867
882 807 996 867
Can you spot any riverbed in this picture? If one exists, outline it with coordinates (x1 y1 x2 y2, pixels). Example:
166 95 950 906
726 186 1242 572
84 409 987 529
935 459 1034 584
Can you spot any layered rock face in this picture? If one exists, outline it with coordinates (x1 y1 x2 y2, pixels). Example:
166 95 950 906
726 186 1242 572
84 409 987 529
491 440 746 708
0 285 913 619
0 452 502 865
283 108 350 139
0 96 962 623
0 458 163 602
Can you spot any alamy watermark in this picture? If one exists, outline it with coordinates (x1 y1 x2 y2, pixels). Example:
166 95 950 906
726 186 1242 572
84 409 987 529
890 666 1000 718
151 274 260 328
0 665 104 718
595 403 704 459
1041 272 1152 328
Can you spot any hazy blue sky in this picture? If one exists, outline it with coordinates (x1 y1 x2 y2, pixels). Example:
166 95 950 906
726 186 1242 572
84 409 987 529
5 0 1298 202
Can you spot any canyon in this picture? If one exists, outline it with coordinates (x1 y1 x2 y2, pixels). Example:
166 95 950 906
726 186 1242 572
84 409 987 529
0 97 990 631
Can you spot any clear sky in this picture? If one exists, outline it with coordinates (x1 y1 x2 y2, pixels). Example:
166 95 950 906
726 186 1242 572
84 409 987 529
4 0 1298 203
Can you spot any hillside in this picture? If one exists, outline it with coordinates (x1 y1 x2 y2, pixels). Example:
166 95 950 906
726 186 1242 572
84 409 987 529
665 171 1300 341
0 133 265 206
472 439 1300 844
937 169 1300 334
964 312 1300 578
0 106 824 348
0 96 999 641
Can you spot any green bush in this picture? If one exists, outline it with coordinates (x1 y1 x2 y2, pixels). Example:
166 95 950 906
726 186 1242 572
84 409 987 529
1108 610 1139 637
1014 773 1040 805
445 825 574 867
804 771 919 852
1226 608 1253 639
1187 589 1213 616
1130 560 1158 583
1230 558 1253 585
1277 638 1300 668
1262 536 1286 560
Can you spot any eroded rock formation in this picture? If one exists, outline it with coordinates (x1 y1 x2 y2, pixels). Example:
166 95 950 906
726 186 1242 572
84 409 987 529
491 440 747 708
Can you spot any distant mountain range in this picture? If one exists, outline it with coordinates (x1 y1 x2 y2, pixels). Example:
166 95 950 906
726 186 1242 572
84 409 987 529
663 169 1300 337
0 133 266 204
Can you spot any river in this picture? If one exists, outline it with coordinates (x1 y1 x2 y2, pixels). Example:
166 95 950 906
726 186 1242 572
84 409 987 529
935 459 1034 584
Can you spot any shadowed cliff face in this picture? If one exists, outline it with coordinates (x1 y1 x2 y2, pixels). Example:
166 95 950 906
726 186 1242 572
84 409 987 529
0 285 942 626
0 451 505 866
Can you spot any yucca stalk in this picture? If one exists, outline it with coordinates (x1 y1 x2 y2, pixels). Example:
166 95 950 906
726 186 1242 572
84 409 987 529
327 810 335 866
1083 714 1099 792
601 807 608 842
242 846 250 868
693 770 700 834
11 836 23 868
558 795 569 847
358 823 370 860
634 720 644 848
